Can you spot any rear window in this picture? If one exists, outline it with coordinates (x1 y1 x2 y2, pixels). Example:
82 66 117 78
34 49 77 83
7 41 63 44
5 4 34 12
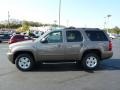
85 31 108 41
0 34 4 38
0 34 10 39
14 35 24 39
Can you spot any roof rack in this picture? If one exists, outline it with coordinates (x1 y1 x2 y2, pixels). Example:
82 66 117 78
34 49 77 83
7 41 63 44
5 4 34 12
77 28 100 30
81 28 99 29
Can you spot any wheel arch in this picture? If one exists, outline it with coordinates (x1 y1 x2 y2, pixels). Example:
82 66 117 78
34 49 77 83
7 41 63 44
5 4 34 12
13 51 35 64
82 49 102 60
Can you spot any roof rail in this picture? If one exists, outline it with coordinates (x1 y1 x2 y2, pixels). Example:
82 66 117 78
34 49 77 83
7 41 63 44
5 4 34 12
65 27 76 29
78 28 100 30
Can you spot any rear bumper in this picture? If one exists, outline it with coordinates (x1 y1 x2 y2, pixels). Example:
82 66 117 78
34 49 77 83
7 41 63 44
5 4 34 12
7 52 14 64
102 51 113 60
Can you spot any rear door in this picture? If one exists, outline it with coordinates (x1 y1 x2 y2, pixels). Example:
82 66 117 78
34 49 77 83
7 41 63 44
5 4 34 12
85 30 109 51
64 30 83 60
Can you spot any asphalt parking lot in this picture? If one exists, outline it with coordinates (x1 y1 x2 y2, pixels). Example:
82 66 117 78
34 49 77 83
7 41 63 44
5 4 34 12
0 39 120 90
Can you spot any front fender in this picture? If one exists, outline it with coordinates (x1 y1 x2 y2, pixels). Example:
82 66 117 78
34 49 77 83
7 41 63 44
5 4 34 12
12 46 37 61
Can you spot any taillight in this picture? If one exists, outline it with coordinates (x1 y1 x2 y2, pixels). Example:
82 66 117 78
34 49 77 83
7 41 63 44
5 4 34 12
109 41 112 51
8 39 12 44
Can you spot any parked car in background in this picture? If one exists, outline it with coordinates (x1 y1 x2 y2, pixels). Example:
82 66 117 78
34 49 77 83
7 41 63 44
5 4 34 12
108 33 116 39
9 35 33 44
32 31 44 38
0 34 11 43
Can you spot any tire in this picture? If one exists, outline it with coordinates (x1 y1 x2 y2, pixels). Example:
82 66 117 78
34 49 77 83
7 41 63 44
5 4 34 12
15 54 35 71
82 53 100 70
0 40 2 43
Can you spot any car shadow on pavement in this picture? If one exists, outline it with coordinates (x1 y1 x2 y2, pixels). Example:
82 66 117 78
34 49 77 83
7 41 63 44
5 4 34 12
32 59 120 73
98 59 120 71
34 62 84 72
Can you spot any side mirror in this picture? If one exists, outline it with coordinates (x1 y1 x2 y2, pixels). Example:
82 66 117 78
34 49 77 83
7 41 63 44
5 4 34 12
40 38 47 43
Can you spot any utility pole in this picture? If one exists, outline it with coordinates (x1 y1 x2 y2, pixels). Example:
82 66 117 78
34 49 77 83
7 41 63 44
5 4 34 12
59 0 61 27
8 11 10 29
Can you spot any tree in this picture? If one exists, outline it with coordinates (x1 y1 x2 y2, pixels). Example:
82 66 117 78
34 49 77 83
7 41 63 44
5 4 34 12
9 23 22 29
16 21 30 32
22 21 30 32
113 26 120 34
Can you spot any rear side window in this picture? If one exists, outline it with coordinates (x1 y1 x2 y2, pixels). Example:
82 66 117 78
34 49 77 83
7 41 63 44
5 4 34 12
66 30 83 42
85 31 108 41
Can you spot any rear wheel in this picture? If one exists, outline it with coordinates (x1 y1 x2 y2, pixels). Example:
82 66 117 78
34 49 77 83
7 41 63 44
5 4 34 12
15 54 34 71
82 53 100 70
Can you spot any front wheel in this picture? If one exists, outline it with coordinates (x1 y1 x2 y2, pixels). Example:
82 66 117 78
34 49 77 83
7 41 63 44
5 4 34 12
15 54 34 71
82 53 100 70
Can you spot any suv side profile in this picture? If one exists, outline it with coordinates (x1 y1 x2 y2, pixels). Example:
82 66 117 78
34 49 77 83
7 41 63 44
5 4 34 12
7 28 113 71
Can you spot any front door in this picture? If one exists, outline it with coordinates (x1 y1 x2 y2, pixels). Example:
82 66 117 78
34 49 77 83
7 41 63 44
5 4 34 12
37 31 64 61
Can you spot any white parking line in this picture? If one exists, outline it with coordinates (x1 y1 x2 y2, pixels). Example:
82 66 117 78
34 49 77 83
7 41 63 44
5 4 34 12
1 48 8 50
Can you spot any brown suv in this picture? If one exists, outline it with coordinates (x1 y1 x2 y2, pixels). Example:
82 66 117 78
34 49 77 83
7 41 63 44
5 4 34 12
7 28 113 71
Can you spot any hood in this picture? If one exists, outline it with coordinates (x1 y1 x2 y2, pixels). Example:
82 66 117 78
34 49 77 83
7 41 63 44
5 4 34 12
9 40 35 49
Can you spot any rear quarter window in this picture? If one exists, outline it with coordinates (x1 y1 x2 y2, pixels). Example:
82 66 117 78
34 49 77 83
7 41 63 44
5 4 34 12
85 31 108 41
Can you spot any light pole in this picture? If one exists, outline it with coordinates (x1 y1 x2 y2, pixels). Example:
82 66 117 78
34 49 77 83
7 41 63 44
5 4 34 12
107 14 112 33
66 20 69 27
58 0 61 27
54 20 57 29
104 17 107 29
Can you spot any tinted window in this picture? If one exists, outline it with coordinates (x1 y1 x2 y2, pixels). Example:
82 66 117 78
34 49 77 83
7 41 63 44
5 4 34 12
85 31 108 41
0 34 4 38
66 31 83 42
3 34 10 39
47 31 63 43
14 35 24 39
0 34 10 39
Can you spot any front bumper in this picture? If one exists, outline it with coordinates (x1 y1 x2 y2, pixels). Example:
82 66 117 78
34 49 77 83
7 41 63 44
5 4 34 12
7 52 14 64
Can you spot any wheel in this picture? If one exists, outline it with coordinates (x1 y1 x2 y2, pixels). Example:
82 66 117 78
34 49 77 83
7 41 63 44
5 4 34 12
82 53 100 70
0 40 2 43
15 54 34 71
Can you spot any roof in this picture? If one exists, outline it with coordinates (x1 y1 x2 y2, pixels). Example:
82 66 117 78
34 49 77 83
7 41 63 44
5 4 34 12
48 27 102 32
64 27 101 31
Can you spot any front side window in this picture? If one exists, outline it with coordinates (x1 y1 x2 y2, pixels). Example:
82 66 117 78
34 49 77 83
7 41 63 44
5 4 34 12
66 30 83 42
47 31 63 43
